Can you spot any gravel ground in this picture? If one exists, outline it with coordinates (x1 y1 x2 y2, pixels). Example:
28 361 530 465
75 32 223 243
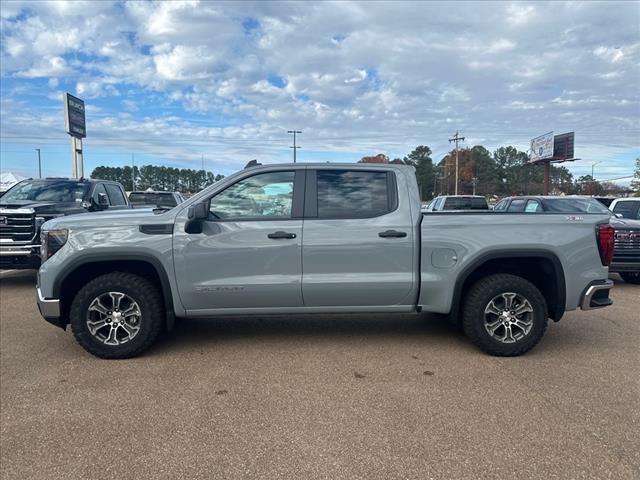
1 270 638 479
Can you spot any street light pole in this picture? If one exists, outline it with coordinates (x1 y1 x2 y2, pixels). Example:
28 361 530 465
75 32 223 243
35 148 41 178
591 161 602 179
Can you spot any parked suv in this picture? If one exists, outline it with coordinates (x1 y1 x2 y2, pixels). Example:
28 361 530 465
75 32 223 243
0 178 129 269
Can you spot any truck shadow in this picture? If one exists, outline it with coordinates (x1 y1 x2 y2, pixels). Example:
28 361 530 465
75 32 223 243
152 313 471 355
0 269 37 288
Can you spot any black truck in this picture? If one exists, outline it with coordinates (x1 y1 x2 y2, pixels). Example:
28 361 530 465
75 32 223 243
0 178 129 269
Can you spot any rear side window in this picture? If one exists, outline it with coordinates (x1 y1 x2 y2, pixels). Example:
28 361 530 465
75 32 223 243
104 184 127 206
613 200 640 219
315 170 393 219
525 200 542 212
507 199 526 212
442 197 487 210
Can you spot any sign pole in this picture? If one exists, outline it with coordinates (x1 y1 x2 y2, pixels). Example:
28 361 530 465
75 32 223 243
71 137 84 178
543 161 550 195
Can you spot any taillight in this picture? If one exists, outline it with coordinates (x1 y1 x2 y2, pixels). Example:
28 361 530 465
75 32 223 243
597 224 615 266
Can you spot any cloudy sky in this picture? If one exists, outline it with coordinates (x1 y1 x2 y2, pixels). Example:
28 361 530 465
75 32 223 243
1 0 638 182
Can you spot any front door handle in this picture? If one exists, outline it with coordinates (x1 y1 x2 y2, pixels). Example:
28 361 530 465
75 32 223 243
378 230 407 238
268 231 297 239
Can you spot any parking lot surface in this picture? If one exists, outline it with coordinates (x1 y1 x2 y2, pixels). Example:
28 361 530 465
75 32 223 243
1 270 638 479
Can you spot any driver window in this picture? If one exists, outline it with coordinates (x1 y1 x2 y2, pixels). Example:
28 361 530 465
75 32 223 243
210 171 295 219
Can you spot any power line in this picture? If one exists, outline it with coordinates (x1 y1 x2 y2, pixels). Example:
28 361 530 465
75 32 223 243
287 130 302 163
448 131 465 195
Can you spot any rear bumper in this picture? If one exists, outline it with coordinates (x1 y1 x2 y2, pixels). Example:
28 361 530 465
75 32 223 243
36 286 66 329
580 280 614 311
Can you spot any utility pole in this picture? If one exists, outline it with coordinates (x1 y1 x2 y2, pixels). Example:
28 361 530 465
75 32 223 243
201 154 205 172
131 153 136 191
35 148 41 178
472 177 478 196
287 130 302 163
448 131 465 195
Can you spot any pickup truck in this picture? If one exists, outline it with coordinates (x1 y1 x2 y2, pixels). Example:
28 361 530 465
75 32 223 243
0 177 129 269
36 163 615 359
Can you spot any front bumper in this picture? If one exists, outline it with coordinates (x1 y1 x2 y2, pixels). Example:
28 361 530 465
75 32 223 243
0 245 41 269
580 279 614 310
36 286 66 329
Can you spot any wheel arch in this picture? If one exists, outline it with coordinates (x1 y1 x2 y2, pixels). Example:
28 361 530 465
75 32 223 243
54 254 175 330
451 250 566 322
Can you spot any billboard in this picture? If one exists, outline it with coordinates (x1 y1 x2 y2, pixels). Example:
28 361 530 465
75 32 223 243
553 132 574 160
63 92 86 138
530 131 554 162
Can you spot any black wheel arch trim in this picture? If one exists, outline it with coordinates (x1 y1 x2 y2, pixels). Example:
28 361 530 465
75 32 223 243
450 249 566 322
53 253 176 330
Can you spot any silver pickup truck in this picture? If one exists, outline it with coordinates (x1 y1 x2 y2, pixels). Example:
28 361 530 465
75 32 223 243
36 163 615 359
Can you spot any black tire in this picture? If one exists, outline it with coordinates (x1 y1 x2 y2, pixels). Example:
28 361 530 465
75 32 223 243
462 273 548 357
620 272 640 284
70 272 164 359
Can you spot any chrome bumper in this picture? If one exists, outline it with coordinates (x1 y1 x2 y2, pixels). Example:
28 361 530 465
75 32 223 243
37 286 61 319
580 280 614 310
0 245 41 256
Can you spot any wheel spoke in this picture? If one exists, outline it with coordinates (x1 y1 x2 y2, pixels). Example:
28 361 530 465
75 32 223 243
502 325 516 343
121 305 141 317
501 293 517 310
514 300 533 316
104 325 119 346
87 319 108 335
485 300 502 316
109 292 125 310
485 319 503 335
120 322 140 339
513 318 532 332
88 298 110 316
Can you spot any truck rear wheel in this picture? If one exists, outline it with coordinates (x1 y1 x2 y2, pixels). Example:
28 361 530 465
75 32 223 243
70 272 164 359
620 272 640 284
462 274 548 356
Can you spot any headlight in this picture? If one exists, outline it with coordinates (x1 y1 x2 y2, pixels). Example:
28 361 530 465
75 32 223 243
41 229 68 261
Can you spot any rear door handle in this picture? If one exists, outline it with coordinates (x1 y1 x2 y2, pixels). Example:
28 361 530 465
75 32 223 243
378 230 407 238
268 231 297 239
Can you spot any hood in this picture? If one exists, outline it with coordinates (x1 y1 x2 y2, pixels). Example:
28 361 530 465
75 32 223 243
42 207 174 230
609 217 640 230
0 200 86 217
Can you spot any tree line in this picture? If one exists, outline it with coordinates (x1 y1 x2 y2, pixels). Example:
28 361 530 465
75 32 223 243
90 165 225 193
362 145 636 200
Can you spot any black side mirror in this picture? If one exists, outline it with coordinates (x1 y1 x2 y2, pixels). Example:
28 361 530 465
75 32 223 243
185 202 208 233
97 193 109 210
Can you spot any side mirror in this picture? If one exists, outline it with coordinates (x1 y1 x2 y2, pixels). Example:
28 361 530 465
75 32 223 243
188 202 208 220
97 193 109 210
185 202 208 234
614 213 623 218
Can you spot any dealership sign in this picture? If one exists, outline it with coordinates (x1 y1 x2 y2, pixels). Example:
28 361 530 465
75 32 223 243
530 131 554 162
63 92 86 138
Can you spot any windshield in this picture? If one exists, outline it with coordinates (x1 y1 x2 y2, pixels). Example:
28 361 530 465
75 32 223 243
544 198 611 214
0 180 89 203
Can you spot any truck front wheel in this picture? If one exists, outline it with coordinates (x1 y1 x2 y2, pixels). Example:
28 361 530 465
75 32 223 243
70 272 164 359
462 274 548 356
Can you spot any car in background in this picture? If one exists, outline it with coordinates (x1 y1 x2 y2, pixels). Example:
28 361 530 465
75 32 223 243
423 195 489 212
128 191 185 209
493 196 611 214
494 195 639 284
0 178 129 269
609 198 640 220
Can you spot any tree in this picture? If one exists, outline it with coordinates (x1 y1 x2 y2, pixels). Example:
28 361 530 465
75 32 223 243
403 145 434 200
90 164 222 194
631 157 640 196
576 175 604 196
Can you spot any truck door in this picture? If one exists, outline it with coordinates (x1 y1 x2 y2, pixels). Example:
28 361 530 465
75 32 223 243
173 169 305 312
301 168 415 308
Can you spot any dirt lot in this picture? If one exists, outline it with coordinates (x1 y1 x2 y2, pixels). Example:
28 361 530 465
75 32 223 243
1 270 638 480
